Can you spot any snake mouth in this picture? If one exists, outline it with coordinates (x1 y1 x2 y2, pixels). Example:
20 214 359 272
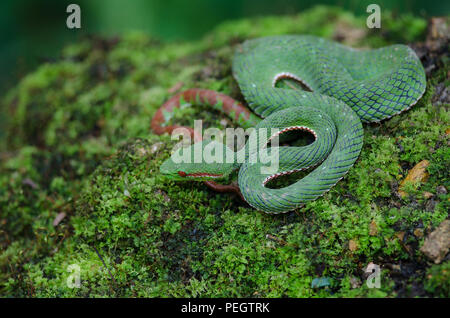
178 171 224 178
272 72 313 91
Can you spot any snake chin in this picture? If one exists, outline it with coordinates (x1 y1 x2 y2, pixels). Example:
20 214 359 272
160 161 227 181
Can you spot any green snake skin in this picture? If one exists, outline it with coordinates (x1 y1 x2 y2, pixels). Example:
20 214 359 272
161 35 426 214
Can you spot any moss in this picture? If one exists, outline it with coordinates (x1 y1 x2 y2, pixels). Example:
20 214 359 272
424 261 450 297
0 6 448 297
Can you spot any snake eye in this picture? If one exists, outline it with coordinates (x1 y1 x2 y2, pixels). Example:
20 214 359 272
178 171 187 177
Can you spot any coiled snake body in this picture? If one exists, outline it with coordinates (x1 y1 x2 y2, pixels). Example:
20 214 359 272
153 35 426 214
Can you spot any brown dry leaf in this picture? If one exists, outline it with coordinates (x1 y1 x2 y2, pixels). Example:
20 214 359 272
414 228 424 238
423 191 434 199
396 231 405 241
398 160 430 198
349 239 358 252
369 220 378 236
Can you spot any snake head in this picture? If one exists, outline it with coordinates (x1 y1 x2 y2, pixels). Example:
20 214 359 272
160 140 237 181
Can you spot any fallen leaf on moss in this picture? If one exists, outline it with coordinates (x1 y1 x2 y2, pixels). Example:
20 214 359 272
414 228 424 238
423 191 434 199
396 231 406 241
369 220 378 236
398 160 430 198
349 239 358 251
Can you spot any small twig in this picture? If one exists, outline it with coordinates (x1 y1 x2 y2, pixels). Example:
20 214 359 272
266 234 288 246
397 239 414 257
92 245 118 287
266 234 300 249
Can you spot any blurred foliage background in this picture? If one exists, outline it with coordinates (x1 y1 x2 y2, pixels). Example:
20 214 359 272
0 0 448 93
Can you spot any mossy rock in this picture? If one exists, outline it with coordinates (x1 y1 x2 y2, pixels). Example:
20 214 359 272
1 6 449 297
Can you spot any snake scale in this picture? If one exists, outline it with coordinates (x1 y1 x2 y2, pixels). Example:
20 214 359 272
152 35 426 214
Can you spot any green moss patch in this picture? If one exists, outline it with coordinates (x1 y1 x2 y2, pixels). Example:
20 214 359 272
1 6 448 297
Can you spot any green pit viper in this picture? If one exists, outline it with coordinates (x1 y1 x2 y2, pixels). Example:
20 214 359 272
151 35 426 214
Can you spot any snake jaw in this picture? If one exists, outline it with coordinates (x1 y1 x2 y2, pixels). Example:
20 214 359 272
182 172 224 178
162 167 225 181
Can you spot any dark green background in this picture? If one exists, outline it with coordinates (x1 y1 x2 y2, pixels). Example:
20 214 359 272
0 0 448 93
